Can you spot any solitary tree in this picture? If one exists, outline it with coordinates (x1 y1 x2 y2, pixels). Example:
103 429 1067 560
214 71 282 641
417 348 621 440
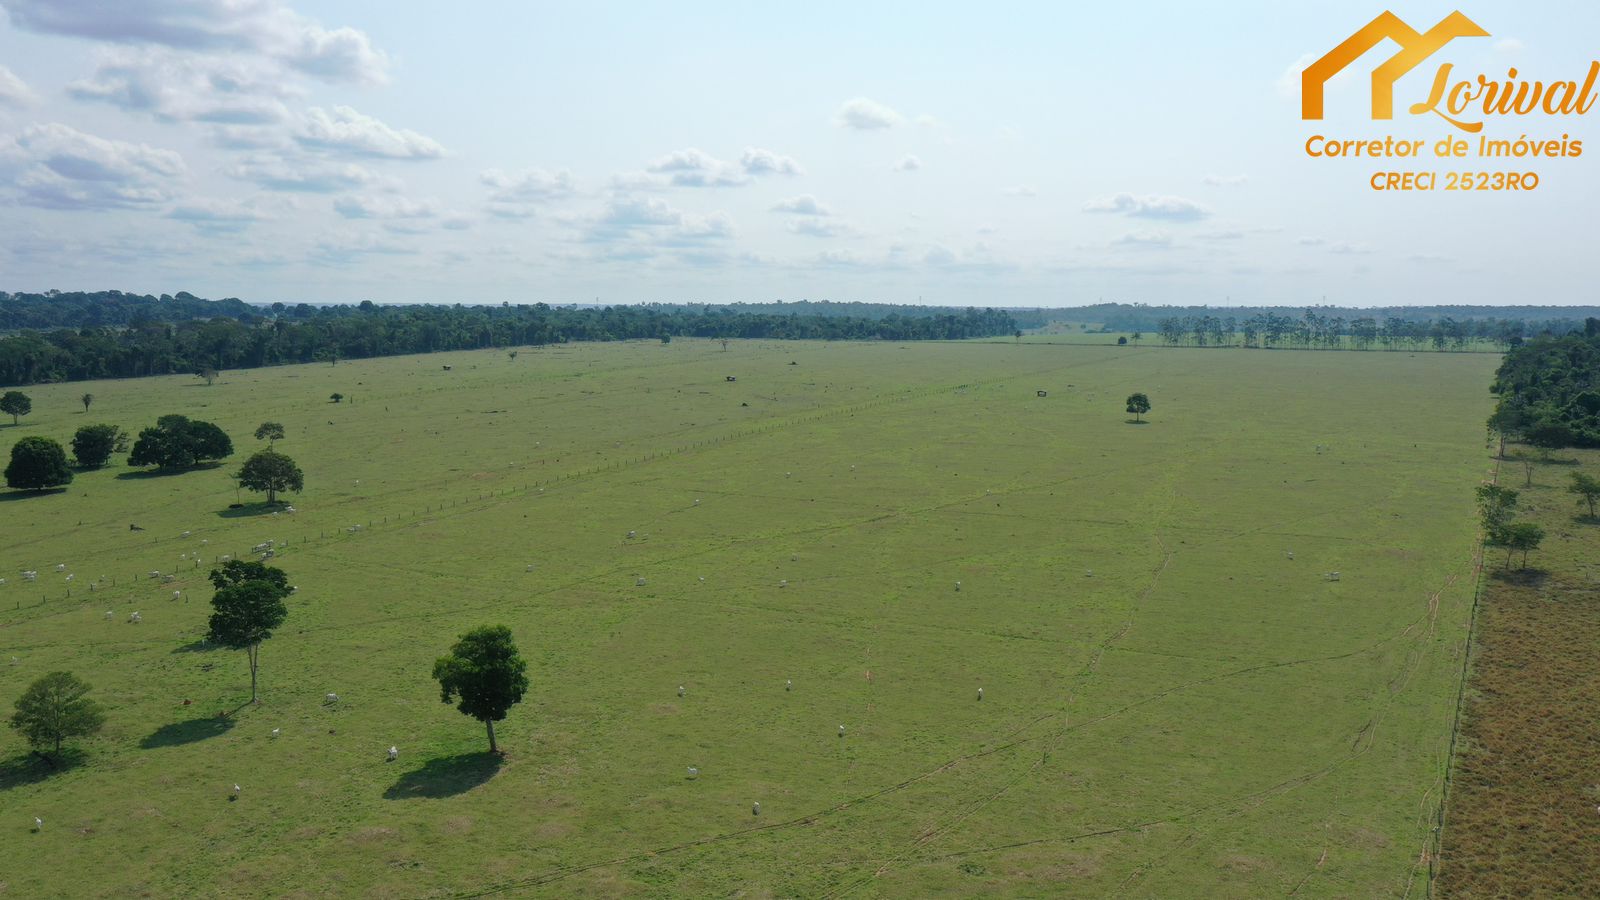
1475 484 1519 544
5 437 72 491
236 449 303 504
1503 521 1546 569
80 393 93 414
10 672 105 760
254 422 285 446
198 368 219 386
70 424 128 468
1014 330 1023 343
1569 471 1600 518
1125 392 1151 423
0 390 31 425
329 393 344 404
433 625 529 754
207 561 291 704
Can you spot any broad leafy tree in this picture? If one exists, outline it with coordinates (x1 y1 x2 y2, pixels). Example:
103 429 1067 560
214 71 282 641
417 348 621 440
128 415 233 469
5 436 72 491
80 393 93 413
1570 471 1600 518
1503 522 1545 569
254 422 285 445
1125 392 1151 423
0 390 30 425
433 626 529 753
236 449 303 504
1475 484 1519 544
10 671 105 758
207 561 291 704
71 424 127 468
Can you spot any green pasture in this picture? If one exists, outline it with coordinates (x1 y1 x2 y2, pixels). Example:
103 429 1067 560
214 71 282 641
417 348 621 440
0 339 1496 896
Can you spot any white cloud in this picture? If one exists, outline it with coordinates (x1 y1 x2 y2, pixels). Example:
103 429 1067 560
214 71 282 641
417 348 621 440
1084 193 1210 222
646 148 748 187
740 146 803 176
481 167 575 200
311 231 411 264
166 197 268 232
296 106 444 159
583 195 736 246
481 167 576 218
771 194 832 216
835 97 903 130
0 0 390 85
892 154 922 172
333 194 436 219
68 48 296 124
226 156 383 192
787 218 857 238
1112 230 1174 248
0 64 39 108
1002 185 1037 197
1203 174 1248 187
0 122 186 210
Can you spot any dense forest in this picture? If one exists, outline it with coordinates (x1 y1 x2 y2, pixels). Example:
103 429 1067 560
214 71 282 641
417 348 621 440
1489 319 1600 448
0 294 1017 386
1076 302 1598 339
1148 310 1529 351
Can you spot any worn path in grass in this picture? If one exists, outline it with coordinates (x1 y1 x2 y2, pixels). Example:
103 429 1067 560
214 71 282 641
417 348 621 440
0 340 1495 897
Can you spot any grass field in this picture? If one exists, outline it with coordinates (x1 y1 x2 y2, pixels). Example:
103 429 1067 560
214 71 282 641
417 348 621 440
1436 446 1600 896
0 339 1498 897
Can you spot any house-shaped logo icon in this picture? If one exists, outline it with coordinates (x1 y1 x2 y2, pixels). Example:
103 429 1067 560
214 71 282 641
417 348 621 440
1302 11 1489 120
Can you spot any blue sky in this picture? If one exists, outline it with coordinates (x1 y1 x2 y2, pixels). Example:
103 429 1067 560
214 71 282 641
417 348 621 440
0 1 1596 306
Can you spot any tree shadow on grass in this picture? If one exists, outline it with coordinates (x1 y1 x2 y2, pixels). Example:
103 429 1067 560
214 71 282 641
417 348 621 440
0 749 86 791
1489 567 1549 588
1123 419 1150 426
140 715 236 749
215 501 286 519
1574 514 1600 526
171 639 218 653
0 488 67 502
115 463 223 481
383 752 502 800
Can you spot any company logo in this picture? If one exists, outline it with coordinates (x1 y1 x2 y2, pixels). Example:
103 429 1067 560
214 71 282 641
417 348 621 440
1302 11 1488 121
1302 11 1600 133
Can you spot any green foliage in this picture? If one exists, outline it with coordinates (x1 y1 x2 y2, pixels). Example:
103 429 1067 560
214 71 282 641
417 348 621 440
236 449 303 503
127 415 233 469
330 393 343 403
0 390 31 424
1569 471 1600 517
71 424 128 468
10 671 104 757
433 625 529 753
1489 324 1600 449
5 436 72 490
1502 521 1546 568
81 393 93 413
1125 392 1151 422
207 562 291 703
254 422 285 444
0 294 1019 386
1475 484 1519 544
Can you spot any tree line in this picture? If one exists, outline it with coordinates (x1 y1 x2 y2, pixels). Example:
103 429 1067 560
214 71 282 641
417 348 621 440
1076 302 1596 342
1488 318 1600 449
1149 310 1530 351
0 295 1018 386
